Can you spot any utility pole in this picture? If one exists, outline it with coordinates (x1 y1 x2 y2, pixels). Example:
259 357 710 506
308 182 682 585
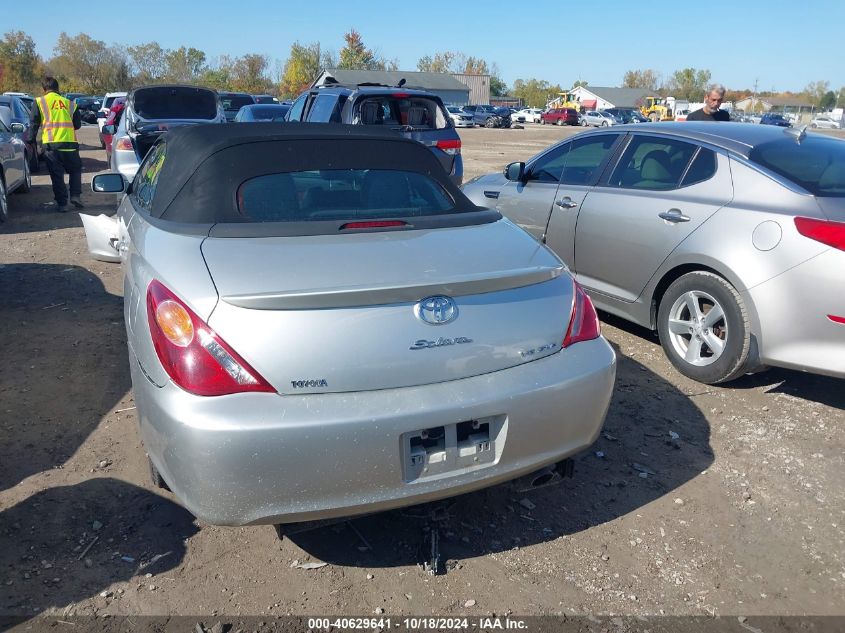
753 78 759 112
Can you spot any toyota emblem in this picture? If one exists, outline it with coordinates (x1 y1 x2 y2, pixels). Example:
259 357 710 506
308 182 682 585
415 296 458 325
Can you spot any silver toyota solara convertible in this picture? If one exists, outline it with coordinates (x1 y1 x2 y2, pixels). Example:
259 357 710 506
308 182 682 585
463 123 845 384
81 124 616 526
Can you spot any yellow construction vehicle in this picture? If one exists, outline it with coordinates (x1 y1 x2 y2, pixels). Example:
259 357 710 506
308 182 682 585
548 91 580 111
640 96 673 122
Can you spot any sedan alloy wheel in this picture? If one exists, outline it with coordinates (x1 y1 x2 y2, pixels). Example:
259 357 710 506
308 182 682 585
657 271 753 384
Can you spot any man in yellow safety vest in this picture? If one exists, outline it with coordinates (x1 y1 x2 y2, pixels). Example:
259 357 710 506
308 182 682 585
29 76 83 213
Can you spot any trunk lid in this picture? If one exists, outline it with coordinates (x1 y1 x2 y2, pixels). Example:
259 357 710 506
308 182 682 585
201 221 573 394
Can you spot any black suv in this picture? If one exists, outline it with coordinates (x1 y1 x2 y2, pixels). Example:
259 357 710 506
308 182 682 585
218 92 256 122
286 84 463 185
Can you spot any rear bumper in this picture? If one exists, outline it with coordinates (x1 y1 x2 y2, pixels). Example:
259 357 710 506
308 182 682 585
746 249 845 378
132 337 616 526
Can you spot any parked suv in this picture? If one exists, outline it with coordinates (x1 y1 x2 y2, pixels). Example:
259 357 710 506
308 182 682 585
286 83 463 184
218 92 256 122
541 108 579 126
104 84 225 180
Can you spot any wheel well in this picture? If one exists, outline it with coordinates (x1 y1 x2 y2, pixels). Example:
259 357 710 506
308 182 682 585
650 264 722 328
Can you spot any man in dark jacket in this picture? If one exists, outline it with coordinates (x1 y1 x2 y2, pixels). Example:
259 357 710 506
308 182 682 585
29 76 84 212
687 84 731 122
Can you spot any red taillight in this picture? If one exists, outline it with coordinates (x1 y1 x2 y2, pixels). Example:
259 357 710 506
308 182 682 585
115 137 133 151
794 216 845 251
562 280 601 348
340 220 407 230
146 280 275 396
436 138 462 155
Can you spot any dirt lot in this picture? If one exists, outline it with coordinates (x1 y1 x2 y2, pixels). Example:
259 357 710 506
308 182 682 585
1 124 844 619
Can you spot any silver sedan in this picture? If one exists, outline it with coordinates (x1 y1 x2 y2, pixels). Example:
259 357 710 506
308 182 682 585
463 123 845 384
81 123 616 526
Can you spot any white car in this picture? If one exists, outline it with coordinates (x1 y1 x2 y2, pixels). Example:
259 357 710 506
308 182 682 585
810 114 843 130
446 106 474 128
581 111 618 127
512 108 543 124
97 92 128 132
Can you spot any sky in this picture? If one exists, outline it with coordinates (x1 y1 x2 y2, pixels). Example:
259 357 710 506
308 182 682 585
9 0 844 94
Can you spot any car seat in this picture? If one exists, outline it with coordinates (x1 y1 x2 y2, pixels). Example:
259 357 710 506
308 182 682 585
361 171 412 209
634 150 674 189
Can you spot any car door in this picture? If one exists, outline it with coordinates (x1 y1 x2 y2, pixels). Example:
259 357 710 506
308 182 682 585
0 117 24 188
542 134 623 266
573 134 732 302
493 142 577 240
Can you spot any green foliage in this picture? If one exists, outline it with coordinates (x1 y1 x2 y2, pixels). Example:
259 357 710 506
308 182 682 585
819 90 836 110
48 32 128 93
417 51 457 74
165 47 207 83
0 30 40 93
572 79 588 88
622 69 659 92
490 75 508 97
512 78 564 108
126 42 167 84
338 29 380 70
280 41 321 98
668 68 711 101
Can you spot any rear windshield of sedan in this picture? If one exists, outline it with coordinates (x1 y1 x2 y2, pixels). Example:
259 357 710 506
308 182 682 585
237 169 455 222
133 88 218 120
749 135 845 197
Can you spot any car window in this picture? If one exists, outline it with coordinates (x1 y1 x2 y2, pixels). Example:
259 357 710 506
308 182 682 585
287 93 307 122
236 169 455 222
749 134 845 197
354 96 446 129
607 135 698 190
559 134 620 186
132 141 166 211
527 145 572 183
307 94 342 123
132 88 218 120
0 118 9 133
680 148 717 187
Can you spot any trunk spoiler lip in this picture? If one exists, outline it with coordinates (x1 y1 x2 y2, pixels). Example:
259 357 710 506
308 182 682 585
219 264 566 310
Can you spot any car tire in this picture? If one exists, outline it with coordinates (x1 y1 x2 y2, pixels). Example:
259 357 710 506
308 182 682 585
16 158 31 194
0 176 8 222
657 271 753 384
601 121 608 127
148 455 171 491
541 118 545 125
810 123 817 128
556 118 564 126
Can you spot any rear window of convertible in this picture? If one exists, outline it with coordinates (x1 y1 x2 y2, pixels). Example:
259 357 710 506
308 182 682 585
236 169 455 222
749 135 845 197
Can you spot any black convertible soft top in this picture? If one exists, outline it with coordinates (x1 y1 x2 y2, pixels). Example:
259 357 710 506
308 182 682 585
143 123 484 224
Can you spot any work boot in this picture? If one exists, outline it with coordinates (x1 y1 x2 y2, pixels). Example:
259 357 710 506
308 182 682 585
43 200 69 213
70 196 85 208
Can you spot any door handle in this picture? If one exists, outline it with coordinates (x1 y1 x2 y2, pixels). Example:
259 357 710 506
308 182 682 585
658 209 690 223
555 197 578 209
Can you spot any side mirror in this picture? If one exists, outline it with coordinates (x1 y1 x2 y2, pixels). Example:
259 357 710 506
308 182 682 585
101 124 116 135
504 161 526 182
11 122 25 133
92 173 127 194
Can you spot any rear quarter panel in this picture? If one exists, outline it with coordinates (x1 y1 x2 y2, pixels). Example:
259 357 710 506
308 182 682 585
126 214 217 386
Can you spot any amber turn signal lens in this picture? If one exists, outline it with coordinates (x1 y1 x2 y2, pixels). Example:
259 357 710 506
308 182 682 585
155 299 194 347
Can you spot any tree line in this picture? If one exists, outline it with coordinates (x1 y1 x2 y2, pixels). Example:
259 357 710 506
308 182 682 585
2 30 841 110
622 67 845 110
0 29 506 100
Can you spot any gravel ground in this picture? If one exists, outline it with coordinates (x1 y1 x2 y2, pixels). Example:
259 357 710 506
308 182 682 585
0 124 843 620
